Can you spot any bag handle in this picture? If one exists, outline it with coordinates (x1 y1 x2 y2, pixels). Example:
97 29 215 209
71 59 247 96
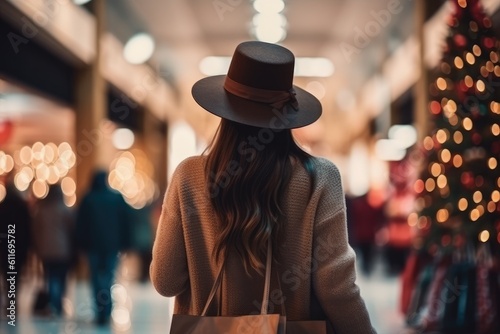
201 239 273 316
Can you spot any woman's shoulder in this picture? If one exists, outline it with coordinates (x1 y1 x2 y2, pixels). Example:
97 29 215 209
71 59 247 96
169 155 207 188
172 155 206 175
308 156 341 181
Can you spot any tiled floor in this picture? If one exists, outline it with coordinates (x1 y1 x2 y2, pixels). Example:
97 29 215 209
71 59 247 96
1 254 410 334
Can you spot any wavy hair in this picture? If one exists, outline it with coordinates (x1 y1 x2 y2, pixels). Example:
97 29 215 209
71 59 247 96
205 118 314 275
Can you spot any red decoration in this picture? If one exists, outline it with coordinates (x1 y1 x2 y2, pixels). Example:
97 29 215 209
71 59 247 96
454 34 467 47
430 101 441 114
0 120 13 146
472 132 482 144
459 80 469 92
483 37 494 49
441 234 452 246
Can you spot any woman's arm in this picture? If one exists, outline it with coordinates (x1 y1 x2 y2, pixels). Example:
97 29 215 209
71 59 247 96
312 163 376 334
150 173 189 297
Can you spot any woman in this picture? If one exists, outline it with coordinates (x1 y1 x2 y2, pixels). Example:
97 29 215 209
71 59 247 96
150 41 376 333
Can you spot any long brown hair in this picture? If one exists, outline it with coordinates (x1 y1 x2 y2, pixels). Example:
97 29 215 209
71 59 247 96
205 119 314 274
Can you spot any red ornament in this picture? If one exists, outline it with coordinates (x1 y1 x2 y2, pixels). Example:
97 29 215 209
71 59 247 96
483 37 494 49
472 133 482 144
459 80 469 92
0 120 13 145
461 172 474 187
454 34 467 48
441 235 452 246
430 101 441 115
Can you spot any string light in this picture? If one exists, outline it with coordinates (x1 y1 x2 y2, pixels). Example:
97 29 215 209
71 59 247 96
464 75 473 88
489 157 498 169
440 149 451 163
436 129 448 143
453 130 464 144
458 0 467 8
486 61 494 72
473 190 483 203
476 80 485 92
490 51 499 63
466 52 475 65
458 198 468 211
492 190 500 202
425 178 436 192
448 114 459 126
423 136 434 150
408 213 418 226
472 45 481 56
491 102 500 114
470 208 480 221
437 209 449 223
32 179 48 199
488 201 496 212
494 65 500 76
445 100 457 113
437 175 448 188
480 66 489 77
454 56 464 69
436 77 447 90
453 154 463 168
492 124 500 136
431 163 442 177
0 184 6 203
479 230 490 242
463 117 473 130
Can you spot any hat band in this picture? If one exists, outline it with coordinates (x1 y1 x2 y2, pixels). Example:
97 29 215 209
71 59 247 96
224 76 299 110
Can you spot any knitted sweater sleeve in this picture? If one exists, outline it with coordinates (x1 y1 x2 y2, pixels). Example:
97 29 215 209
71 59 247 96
312 162 377 334
150 166 189 297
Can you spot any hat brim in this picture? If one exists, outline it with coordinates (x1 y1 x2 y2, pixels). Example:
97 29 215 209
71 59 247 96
192 75 322 129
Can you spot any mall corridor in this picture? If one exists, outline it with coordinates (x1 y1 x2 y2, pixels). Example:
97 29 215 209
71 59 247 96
0 256 409 334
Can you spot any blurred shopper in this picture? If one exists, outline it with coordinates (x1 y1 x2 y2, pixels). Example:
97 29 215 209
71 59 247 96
128 204 153 283
383 159 416 275
346 189 386 276
151 41 375 334
31 184 75 317
0 173 31 316
76 170 131 326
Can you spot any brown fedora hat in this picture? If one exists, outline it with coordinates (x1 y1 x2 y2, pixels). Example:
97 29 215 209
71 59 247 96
192 41 322 129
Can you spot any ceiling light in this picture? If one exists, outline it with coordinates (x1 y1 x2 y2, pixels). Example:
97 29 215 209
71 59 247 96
252 13 287 28
255 25 287 43
295 58 335 77
388 124 417 149
375 139 407 161
112 128 135 150
123 33 155 65
253 0 285 14
199 57 231 76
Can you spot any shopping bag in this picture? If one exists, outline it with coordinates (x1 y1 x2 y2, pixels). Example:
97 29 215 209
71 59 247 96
170 240 329 334
170 313 283 333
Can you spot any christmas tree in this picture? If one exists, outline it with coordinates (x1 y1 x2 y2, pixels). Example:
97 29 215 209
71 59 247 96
403 0 500 332
413 0 500 261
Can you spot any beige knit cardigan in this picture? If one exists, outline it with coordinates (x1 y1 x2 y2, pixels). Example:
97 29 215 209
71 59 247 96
151 155 376 334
